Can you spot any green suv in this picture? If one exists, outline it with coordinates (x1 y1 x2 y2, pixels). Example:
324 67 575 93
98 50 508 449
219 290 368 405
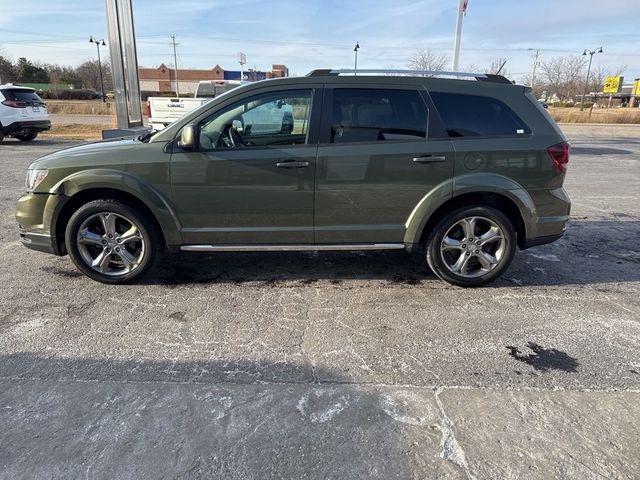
15 69 571 287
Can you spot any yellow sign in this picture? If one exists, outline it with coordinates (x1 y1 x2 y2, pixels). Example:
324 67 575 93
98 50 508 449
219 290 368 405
603 76 623 94
634 79 640 96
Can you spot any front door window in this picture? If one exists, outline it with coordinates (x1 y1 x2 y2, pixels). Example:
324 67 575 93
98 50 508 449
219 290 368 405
197 90 313 150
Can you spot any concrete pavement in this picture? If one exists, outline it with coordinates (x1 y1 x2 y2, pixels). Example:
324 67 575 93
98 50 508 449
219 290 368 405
1 127 639 479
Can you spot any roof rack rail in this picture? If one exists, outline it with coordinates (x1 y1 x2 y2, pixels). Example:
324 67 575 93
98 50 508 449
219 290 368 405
306 68 511 84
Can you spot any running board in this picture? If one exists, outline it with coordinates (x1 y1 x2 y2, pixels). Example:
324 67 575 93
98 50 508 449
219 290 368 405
180 243 406 252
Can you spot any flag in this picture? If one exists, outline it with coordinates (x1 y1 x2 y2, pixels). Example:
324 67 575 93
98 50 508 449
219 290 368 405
462 0 469 16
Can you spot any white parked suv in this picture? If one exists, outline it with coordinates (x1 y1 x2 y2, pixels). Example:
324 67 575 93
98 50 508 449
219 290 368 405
0 85 51 143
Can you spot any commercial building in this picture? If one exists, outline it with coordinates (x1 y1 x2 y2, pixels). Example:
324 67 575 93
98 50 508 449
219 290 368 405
138 64 288 94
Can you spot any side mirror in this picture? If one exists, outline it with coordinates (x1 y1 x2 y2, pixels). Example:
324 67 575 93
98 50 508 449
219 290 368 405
178 124 196 150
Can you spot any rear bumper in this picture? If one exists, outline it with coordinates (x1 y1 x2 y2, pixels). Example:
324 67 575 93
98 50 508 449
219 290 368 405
522 232 565 249
522 187 571 249
2 119 51 134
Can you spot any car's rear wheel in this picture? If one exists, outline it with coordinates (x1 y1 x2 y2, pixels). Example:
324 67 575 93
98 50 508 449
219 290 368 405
65 199 161 284
425 206 516 287
15 130 38 141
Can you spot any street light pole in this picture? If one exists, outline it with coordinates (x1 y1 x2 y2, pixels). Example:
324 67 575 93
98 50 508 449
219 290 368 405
89 36 107 102
353 42 360 75
580 46 603 111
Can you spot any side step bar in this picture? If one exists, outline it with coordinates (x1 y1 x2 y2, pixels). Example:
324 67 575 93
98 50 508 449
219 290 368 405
181 243 406 252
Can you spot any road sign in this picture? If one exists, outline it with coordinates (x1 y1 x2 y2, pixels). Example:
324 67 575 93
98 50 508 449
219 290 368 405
237 52 246 65
603 76 623 94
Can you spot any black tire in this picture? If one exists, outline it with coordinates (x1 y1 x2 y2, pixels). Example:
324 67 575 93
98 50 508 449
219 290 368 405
65 199 162 284
0 130 4 143
15 130 38 141
425 206 516 287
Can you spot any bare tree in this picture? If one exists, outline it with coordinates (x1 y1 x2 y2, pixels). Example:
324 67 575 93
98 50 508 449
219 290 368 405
589 64 626 93
539 55 588 100
407 49 447 73
76 59 113 92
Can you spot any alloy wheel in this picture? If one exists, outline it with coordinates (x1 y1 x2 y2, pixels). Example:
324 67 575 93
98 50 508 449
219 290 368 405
440 216 506 279
76 212 145 277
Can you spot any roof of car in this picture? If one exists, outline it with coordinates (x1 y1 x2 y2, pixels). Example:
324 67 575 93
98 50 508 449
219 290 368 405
242 73 522 94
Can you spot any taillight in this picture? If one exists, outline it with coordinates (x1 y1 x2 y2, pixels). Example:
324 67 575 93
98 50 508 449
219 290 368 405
547 142 570 173
2 100 20 108
145 100 151 118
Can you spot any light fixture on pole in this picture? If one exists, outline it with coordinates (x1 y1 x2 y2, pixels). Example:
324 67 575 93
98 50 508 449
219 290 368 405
353 42 360 75
89 36 107 102
580 46 603 111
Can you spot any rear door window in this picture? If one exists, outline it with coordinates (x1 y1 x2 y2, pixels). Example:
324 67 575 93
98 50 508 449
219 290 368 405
331 88 427 143
429 92 530 137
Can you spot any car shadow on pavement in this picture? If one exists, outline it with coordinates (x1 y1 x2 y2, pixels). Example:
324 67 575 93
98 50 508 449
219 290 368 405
0 353 455 479
140 219 640 288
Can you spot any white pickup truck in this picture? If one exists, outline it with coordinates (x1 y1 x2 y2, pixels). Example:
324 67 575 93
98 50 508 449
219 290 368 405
146 80 241 130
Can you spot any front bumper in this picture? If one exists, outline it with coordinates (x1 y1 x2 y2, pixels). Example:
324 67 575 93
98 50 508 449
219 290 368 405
16 192 67 256
2 119 51 135
18 229 57 254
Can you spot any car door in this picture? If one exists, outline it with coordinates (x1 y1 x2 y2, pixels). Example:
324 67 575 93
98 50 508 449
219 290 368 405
314 85 454 244
170 86 322 245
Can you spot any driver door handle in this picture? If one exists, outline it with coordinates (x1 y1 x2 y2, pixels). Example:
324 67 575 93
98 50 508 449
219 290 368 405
413 155 447 163
276 161 310 168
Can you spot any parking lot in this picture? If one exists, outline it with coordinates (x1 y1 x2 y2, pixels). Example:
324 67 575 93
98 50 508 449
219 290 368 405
1 126 639 479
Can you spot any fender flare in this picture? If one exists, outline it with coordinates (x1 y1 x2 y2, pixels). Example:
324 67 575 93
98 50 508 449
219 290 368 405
403 173 537 244
45 169 183 246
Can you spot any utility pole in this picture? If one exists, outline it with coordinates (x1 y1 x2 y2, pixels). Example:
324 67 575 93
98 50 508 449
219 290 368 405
580 47 603 111
528 48 540 95
452 0 467 71
170 34 179 96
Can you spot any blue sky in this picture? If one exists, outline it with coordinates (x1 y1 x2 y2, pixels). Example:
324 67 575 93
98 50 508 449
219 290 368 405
1 0 638 82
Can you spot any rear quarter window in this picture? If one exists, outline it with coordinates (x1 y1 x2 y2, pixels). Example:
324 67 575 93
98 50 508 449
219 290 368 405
430 92 530 138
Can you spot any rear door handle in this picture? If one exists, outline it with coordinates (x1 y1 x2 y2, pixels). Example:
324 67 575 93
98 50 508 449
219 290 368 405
276 161 310 168
412 155 447 163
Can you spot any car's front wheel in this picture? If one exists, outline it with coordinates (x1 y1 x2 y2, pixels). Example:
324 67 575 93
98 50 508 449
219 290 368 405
15 130 38 141
65 199 161 284
425 206 516 287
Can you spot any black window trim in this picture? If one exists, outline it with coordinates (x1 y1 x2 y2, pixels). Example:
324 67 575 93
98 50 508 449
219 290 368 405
426 90 532 140
319 85 442 146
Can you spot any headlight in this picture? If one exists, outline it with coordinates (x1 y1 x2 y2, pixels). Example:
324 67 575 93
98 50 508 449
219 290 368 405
26 169 48 192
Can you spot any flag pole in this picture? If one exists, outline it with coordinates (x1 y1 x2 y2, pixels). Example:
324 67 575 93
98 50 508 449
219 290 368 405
452 0 466 71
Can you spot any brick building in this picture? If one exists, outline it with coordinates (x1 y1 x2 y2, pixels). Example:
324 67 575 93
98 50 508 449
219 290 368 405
139 64 288 94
